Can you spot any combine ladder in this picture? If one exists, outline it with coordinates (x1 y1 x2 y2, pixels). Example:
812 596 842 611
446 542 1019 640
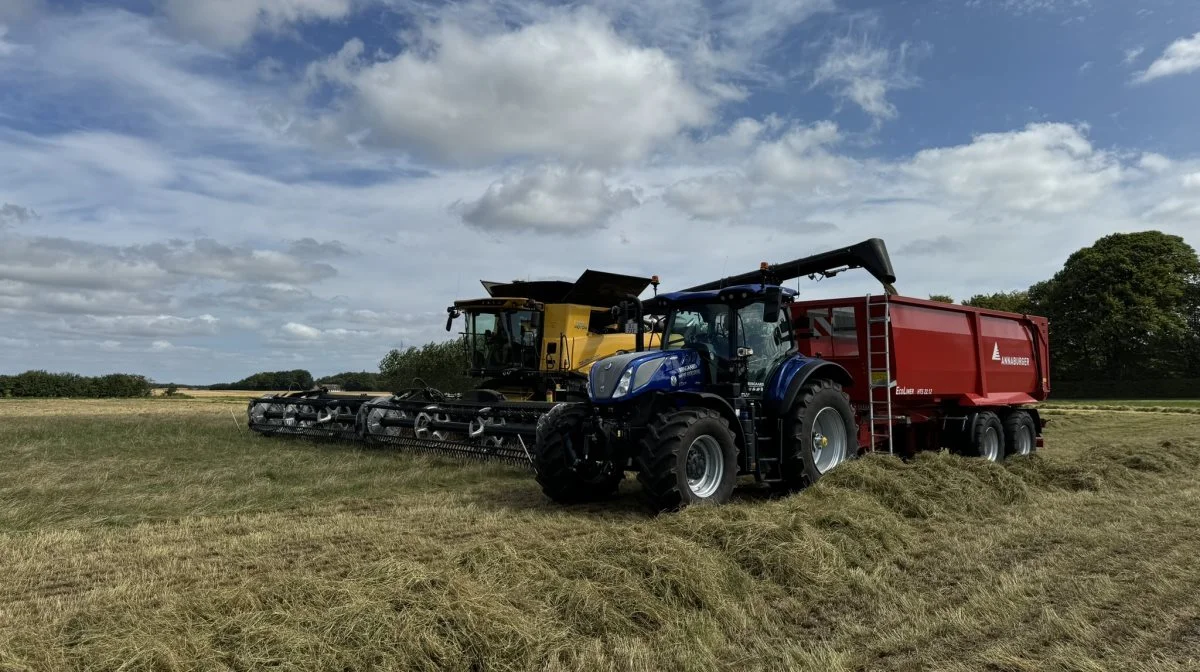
865 294 895 455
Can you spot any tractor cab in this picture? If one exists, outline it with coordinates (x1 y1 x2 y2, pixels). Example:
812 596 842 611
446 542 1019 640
651 284 797 394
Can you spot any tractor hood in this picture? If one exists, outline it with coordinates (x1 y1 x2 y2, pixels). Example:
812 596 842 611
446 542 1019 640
588 349 706 402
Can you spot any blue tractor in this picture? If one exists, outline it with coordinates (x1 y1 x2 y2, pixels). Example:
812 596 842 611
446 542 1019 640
531 239 898 512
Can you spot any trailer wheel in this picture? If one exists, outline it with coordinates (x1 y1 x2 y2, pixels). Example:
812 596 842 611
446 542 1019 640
1003 410 1037 458
636 408 738 512
960 411 1005 462
780 379 857 491
533 403 624 504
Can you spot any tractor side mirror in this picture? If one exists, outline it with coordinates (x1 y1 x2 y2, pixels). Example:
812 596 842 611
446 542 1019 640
445 308 460 332
763 286 783 323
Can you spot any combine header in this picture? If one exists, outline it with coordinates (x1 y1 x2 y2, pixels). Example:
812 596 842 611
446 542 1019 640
246 268 662 464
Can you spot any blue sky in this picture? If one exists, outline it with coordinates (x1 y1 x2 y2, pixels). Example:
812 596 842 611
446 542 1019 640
1 0 1198 384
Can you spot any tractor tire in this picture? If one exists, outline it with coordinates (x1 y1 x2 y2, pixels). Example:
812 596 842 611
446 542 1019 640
959 410 1005 462
1003 410 1037 458
636 408 739 512
780 379 857 491
533 403 623 504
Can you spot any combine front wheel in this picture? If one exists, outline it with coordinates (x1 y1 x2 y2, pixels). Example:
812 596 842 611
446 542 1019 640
636 408 738 512
533 403 624 504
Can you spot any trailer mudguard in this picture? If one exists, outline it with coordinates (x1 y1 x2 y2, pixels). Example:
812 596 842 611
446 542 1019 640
764 356 854 416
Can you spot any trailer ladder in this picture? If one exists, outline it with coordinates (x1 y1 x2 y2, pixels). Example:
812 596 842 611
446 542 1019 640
865 293 894 455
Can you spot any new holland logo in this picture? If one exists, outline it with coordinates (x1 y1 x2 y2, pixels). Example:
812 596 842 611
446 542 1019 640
993 343 1031 367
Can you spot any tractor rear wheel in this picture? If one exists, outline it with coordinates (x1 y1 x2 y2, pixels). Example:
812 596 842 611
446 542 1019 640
636 407 739 512
1003 410 1037 458
780 379 857 491
533 403 624 504
959 411 1005 462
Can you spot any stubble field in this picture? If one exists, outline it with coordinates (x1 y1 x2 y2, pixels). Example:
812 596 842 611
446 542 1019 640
1 397 1199 671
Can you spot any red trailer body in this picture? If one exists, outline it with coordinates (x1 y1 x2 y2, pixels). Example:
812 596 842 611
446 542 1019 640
789 295 1050 456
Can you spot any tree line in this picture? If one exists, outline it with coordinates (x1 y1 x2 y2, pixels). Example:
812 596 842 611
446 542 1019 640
929 231 1200 393
0 371 151 398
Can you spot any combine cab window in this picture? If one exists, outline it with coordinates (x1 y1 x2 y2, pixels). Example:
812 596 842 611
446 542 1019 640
465 310 542 371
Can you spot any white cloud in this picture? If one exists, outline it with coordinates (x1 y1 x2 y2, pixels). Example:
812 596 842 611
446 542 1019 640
159 0 353 49
902 122 1122 214
1182 173 1200 189
282 322 322 340
1139 153 1173 173
812 27 925 123
71 314 220 338
663 172 755 220
312 9 714 166
1123 46 1145 65
457 165 640 233
748 121 855 189
1134 32 1200 84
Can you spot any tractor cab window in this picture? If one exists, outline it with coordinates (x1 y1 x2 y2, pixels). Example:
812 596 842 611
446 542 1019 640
663 303 731 367
735 300 793 386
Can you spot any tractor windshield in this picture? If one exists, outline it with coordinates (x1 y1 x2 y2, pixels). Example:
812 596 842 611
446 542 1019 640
662 302 731 362
464 309 542 372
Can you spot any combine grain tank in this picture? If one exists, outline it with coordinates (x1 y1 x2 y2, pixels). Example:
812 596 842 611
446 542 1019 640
792 295 1050 460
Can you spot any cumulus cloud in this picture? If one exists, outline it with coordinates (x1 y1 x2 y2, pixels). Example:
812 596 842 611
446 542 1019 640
0 203 37 228
902 122 1122 214
159 0 353 49
663 172 756 220
457 165 640 234
310 9 713 166
748 121 856 189
69 314 220 339
1134 32 1200 84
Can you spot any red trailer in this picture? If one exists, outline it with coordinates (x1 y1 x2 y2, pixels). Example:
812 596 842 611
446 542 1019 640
791 294 1050 461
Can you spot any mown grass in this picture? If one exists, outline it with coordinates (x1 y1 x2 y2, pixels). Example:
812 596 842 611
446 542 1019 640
1 400 1199 670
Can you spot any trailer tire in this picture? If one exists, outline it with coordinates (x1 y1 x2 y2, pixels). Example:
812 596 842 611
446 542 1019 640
533 403 624 504
780 379 857 491
960 411 1005 462
637 408 738 512
1003 410 1037 458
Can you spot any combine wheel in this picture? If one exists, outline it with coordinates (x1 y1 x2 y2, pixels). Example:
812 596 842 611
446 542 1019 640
533 403 624 504
1003 410 1037 458
780 379 857 491
960 411 1005 462
636 407 738 512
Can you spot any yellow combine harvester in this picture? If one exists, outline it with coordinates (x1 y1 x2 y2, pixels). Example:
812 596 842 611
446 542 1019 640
247 269 662 465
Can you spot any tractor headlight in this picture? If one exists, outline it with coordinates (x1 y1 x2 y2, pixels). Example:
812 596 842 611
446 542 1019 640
611 367 634 398
611 359 667 399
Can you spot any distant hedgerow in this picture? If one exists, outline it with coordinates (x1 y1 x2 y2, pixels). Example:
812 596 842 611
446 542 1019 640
0 371 151 398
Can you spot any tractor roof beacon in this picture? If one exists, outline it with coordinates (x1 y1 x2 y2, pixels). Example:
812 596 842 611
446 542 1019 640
531 238 898 512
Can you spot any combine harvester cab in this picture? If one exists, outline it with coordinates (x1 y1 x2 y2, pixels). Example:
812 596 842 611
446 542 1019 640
352 269 665 465
530 238 1052 512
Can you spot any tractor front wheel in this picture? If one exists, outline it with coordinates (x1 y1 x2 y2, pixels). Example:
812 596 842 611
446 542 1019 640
533 403 624 504
636 408 739 512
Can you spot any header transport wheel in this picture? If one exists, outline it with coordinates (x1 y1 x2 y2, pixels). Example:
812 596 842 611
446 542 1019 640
636 408 739 512
780 379 857 491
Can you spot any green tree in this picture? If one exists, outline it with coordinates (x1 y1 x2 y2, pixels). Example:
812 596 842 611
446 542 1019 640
927 294 955 303
379 339 474 393
963 290 1033 314
1032 231 1200 381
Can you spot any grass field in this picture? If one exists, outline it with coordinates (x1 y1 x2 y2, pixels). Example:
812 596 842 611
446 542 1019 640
2 399 1199 671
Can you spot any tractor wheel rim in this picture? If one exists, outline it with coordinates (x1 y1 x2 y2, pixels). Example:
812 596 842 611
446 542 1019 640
685 435 724 498
983 426 1000 461
812 407 848 473
1015 425 1033 456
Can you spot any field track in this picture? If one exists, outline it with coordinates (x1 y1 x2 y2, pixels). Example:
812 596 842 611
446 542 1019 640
2 398 1199 671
